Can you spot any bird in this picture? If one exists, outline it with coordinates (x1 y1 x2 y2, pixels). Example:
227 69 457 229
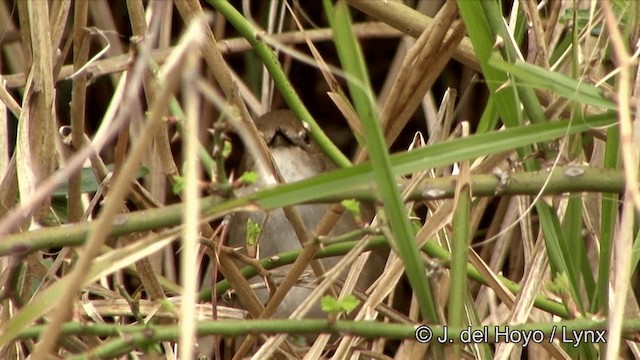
226 109 370 319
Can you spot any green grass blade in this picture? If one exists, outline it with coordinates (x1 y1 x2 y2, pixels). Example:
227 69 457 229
251 113 615 210
449 173 471 356
322 0 436 323
488 58 617 110
592 126 620 312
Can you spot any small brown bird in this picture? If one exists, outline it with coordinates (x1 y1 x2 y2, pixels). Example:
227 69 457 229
227 110 364 318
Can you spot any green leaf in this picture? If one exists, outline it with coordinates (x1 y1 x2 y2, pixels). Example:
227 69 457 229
222 140 232 159
239 171 258 184
172 175 185 194
339 295 360 312
340 199 360 221
321 296 340 313
321 295 360 314
488 57 617 110
246 219 261 248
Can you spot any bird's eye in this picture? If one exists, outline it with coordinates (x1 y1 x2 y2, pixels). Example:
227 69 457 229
300 131 312 147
